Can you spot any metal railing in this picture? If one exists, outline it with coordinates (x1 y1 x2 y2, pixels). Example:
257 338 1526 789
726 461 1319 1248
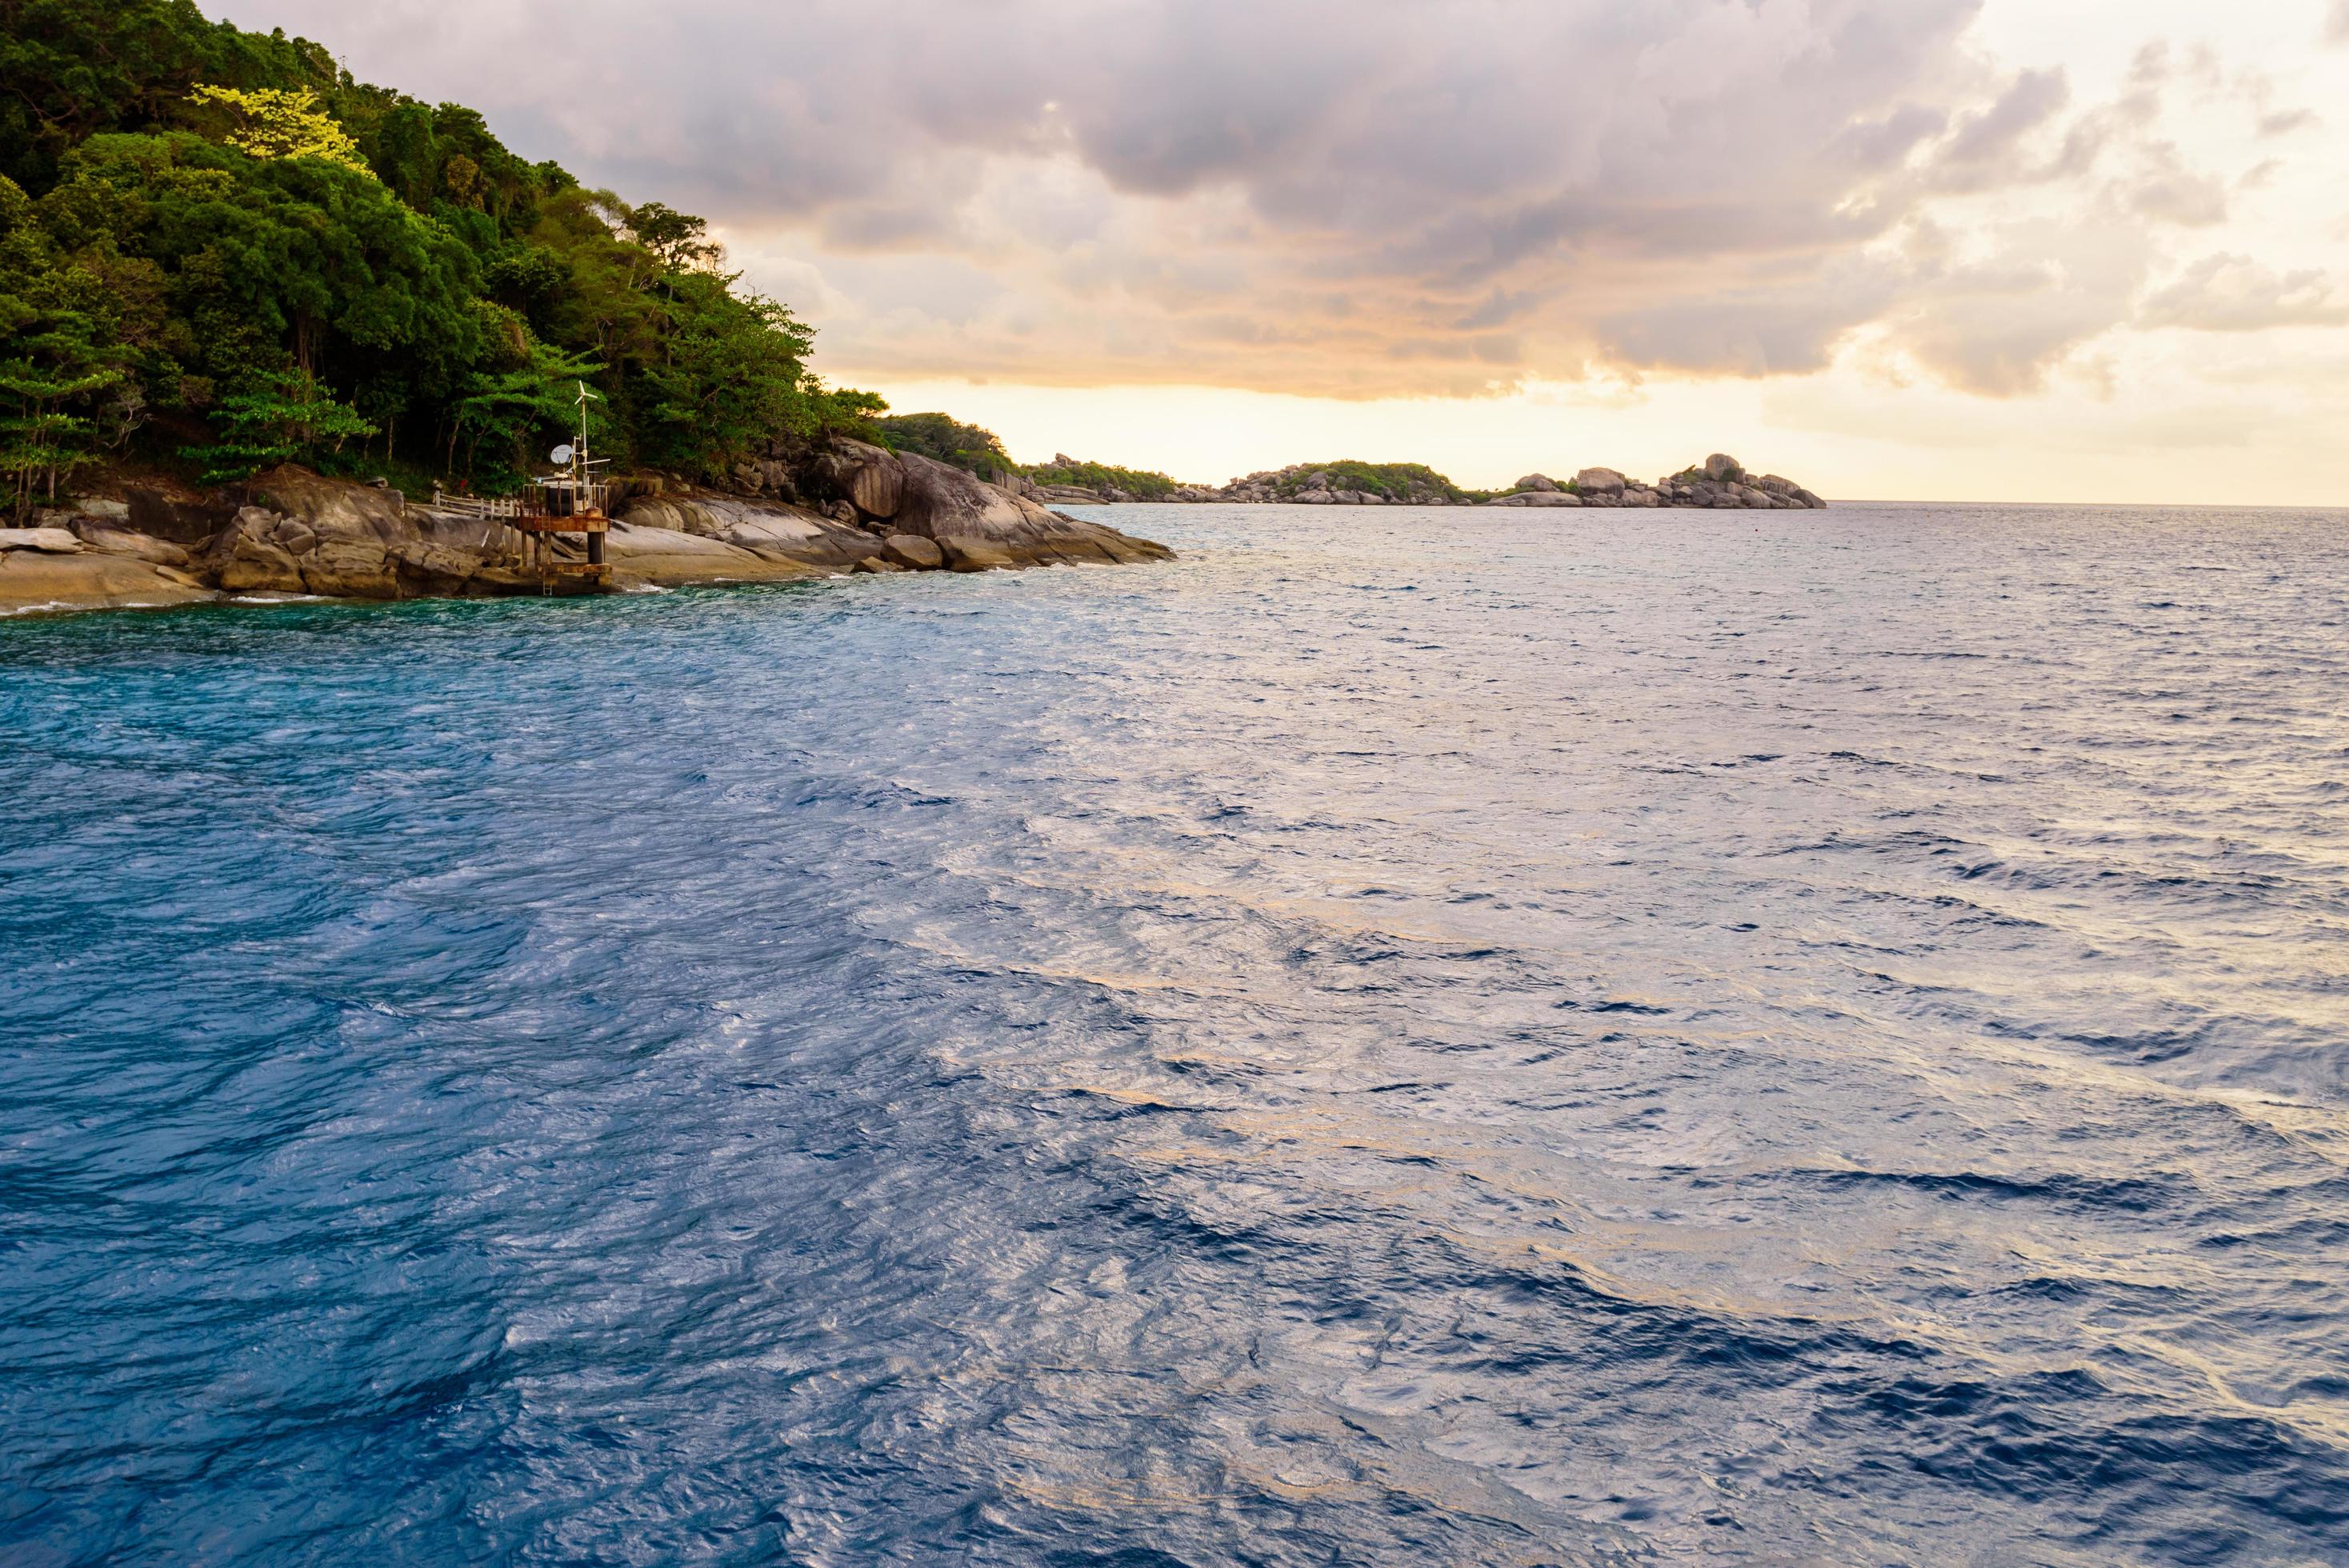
430 482 610 521
523 480 610 520
430 488 523 519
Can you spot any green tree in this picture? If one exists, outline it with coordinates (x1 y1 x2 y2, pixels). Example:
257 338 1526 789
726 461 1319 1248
1022 455 1181 499
447 306 602 480
187 83 370 174
876 411 1013 474
0 173 122 515
626 202 721 274
181 367 374 483
39 131 481 391
0 0 335 194
633 274 824 475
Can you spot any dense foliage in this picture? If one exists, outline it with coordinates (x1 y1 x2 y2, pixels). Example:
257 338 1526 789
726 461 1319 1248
1276 460 1472 501
1023 456 1182 500
0 0 880 513
872 412 1014 475
874 414 1189 498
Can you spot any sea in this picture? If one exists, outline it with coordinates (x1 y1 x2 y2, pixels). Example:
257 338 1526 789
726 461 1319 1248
3 501 2346 1566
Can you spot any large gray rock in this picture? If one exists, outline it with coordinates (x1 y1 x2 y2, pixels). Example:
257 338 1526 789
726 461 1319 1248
125 485 227 544
270 518 319 555
1575 466 1627 494
1514 474 1558 492
0 527 86 554
247 467 410 544
1484 491 1583 507
0 546 213 613
838 441 904 519
882 534 945 570
602 522 827 587
874 449 1172 569
217 538 306 594
71 522 192 567
390 540 484 594
1703 454 1743 483
1752 474 1827 510
620 495 874 570
938 535 1017 572
296 538 396 598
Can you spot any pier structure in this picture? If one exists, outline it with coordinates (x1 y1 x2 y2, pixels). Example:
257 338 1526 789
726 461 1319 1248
433 384 614 592
511 475 610 590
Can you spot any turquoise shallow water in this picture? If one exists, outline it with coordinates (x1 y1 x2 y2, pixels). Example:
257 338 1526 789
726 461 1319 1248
3 501 2348 1565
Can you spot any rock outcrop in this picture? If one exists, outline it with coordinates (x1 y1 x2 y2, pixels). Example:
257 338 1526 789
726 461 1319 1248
0 514 213 613
793 443 1174 569
614 438 1174 574
1483 454 1822 511
1211 464 1462 506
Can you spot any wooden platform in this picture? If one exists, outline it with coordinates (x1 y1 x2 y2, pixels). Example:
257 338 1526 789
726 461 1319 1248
513 509 612 590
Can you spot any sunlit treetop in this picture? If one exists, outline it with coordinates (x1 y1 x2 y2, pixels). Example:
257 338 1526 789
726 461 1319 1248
189 85 373 176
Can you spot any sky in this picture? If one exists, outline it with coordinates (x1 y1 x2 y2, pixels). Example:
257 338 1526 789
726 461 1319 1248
214 0 2349 503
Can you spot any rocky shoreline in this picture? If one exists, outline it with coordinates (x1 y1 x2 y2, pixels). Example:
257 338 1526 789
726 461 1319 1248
0 438 1174 617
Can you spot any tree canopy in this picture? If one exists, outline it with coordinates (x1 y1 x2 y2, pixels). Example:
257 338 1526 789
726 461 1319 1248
874 412 1014 475
0 0 883 512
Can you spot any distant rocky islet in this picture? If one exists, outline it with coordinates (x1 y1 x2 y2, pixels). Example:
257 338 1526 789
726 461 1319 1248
1010 451 1826 510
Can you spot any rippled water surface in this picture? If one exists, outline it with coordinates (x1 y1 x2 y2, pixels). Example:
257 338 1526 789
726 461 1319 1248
6 502 2349 1566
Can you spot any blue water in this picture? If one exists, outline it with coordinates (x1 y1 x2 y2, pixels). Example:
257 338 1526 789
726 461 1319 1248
4 502 2348 1566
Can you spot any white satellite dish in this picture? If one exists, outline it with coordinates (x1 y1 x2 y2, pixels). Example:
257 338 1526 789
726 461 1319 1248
550 444 574 466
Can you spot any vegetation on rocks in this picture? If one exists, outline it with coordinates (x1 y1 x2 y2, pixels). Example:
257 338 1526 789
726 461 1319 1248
1216 460 1484 506
1022 455 1183 502
0 0 882 517
870 415 1183 501
871 413 1014 477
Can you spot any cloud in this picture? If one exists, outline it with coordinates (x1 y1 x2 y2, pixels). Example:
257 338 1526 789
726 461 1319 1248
1938 67 2071 169
1595 260 1907 378
1888 221 2149 394
2332 0 2349 44
2122 143 2231 226
212 0 2276 399
2140 254 2349 330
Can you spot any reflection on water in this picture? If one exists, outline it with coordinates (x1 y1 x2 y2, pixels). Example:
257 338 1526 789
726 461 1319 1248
3 501 2347 1564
